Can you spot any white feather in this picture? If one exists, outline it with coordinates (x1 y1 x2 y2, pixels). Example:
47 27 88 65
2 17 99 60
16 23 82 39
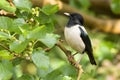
64 25 85 53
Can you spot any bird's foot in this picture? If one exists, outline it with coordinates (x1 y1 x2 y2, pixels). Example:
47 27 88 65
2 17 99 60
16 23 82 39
59 39 64 43
72 52 78 56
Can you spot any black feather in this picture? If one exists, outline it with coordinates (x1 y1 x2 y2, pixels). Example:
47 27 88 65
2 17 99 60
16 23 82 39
66 13 84 27
79 27 96 65
65 12 96 65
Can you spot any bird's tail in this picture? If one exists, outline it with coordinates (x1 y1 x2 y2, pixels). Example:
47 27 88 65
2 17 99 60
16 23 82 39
87 52 96 65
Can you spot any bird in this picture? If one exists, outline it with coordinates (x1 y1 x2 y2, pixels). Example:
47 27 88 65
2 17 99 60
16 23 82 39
64 12 96 65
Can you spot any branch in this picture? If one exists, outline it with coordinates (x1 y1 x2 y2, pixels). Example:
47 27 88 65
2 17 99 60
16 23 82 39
0 43 13 53
0 43 21 58
59 2 120 34
0 0 16 17
0 43 26 60
56 40 83 80
0 10 16 17
1 0 120 34
31 0 120 34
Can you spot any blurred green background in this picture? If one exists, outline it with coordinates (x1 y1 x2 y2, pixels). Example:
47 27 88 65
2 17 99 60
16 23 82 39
0 0 120 80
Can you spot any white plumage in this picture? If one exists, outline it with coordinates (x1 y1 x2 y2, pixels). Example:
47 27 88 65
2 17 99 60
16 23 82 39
64 25 86 53
64 12 96 65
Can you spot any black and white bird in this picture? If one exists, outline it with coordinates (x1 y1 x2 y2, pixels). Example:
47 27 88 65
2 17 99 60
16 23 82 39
64 12 96 65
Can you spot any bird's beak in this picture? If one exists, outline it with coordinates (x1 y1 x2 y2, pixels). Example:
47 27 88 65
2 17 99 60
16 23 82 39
64 12 70 16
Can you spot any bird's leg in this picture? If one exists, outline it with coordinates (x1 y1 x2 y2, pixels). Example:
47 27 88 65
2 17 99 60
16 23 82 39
72 52 84 65
77 54 84 64
72 52 79 56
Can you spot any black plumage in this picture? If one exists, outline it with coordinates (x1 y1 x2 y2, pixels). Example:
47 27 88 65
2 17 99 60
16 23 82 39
64 13 96 65
79 27 96 65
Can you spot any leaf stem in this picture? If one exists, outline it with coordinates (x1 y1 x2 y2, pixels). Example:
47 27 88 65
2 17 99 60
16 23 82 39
0 43 12 53
0 43 20 57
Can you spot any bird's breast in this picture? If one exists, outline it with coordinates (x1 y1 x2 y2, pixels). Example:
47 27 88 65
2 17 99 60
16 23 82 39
64 25 85 53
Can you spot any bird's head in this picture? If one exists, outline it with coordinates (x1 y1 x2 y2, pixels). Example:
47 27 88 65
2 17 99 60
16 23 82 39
64 12 84 25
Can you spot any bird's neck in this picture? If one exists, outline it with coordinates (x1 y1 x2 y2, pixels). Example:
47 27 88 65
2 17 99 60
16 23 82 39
66 19 83 27
66 19 76 27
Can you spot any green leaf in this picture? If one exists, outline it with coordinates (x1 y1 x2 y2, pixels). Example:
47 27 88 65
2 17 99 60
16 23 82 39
17 74 34 80
44 69 62 80
45 22 55 33
63 76 72 80
0 16 13 30
37 67 51 78
44 65 77 80
13 0 32 11
18 24 31 38
41 5 59 15
46 75 64 80
9 18 25 34
12 57 23 66
0 60 13 80
9 40 28 53
16 10 32 19
32 50 51 77
0 0 16 13
27 24 55 40
40 33 59 48
110 0 120 14
59 65 77 77
35 12 52 24
0 50 13 60
0 31 10 40
0 17 26 33
13 18 25 27
27 25 46 39
32 50 50 73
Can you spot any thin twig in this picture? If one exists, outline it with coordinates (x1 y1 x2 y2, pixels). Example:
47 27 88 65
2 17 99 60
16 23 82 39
56 40 83 80
0 43 20 57
0 43 13 53
77 65 83 80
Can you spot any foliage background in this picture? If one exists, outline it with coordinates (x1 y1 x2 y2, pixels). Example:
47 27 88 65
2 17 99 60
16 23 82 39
0 0 120 80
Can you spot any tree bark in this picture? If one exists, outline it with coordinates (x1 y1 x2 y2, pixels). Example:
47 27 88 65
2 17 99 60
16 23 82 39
31 0 120 34
1 0 120 34
61 0 120 17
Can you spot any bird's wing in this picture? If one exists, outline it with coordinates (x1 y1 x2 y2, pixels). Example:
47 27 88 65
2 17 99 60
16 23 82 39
79 26 96 65
78 26 92 52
